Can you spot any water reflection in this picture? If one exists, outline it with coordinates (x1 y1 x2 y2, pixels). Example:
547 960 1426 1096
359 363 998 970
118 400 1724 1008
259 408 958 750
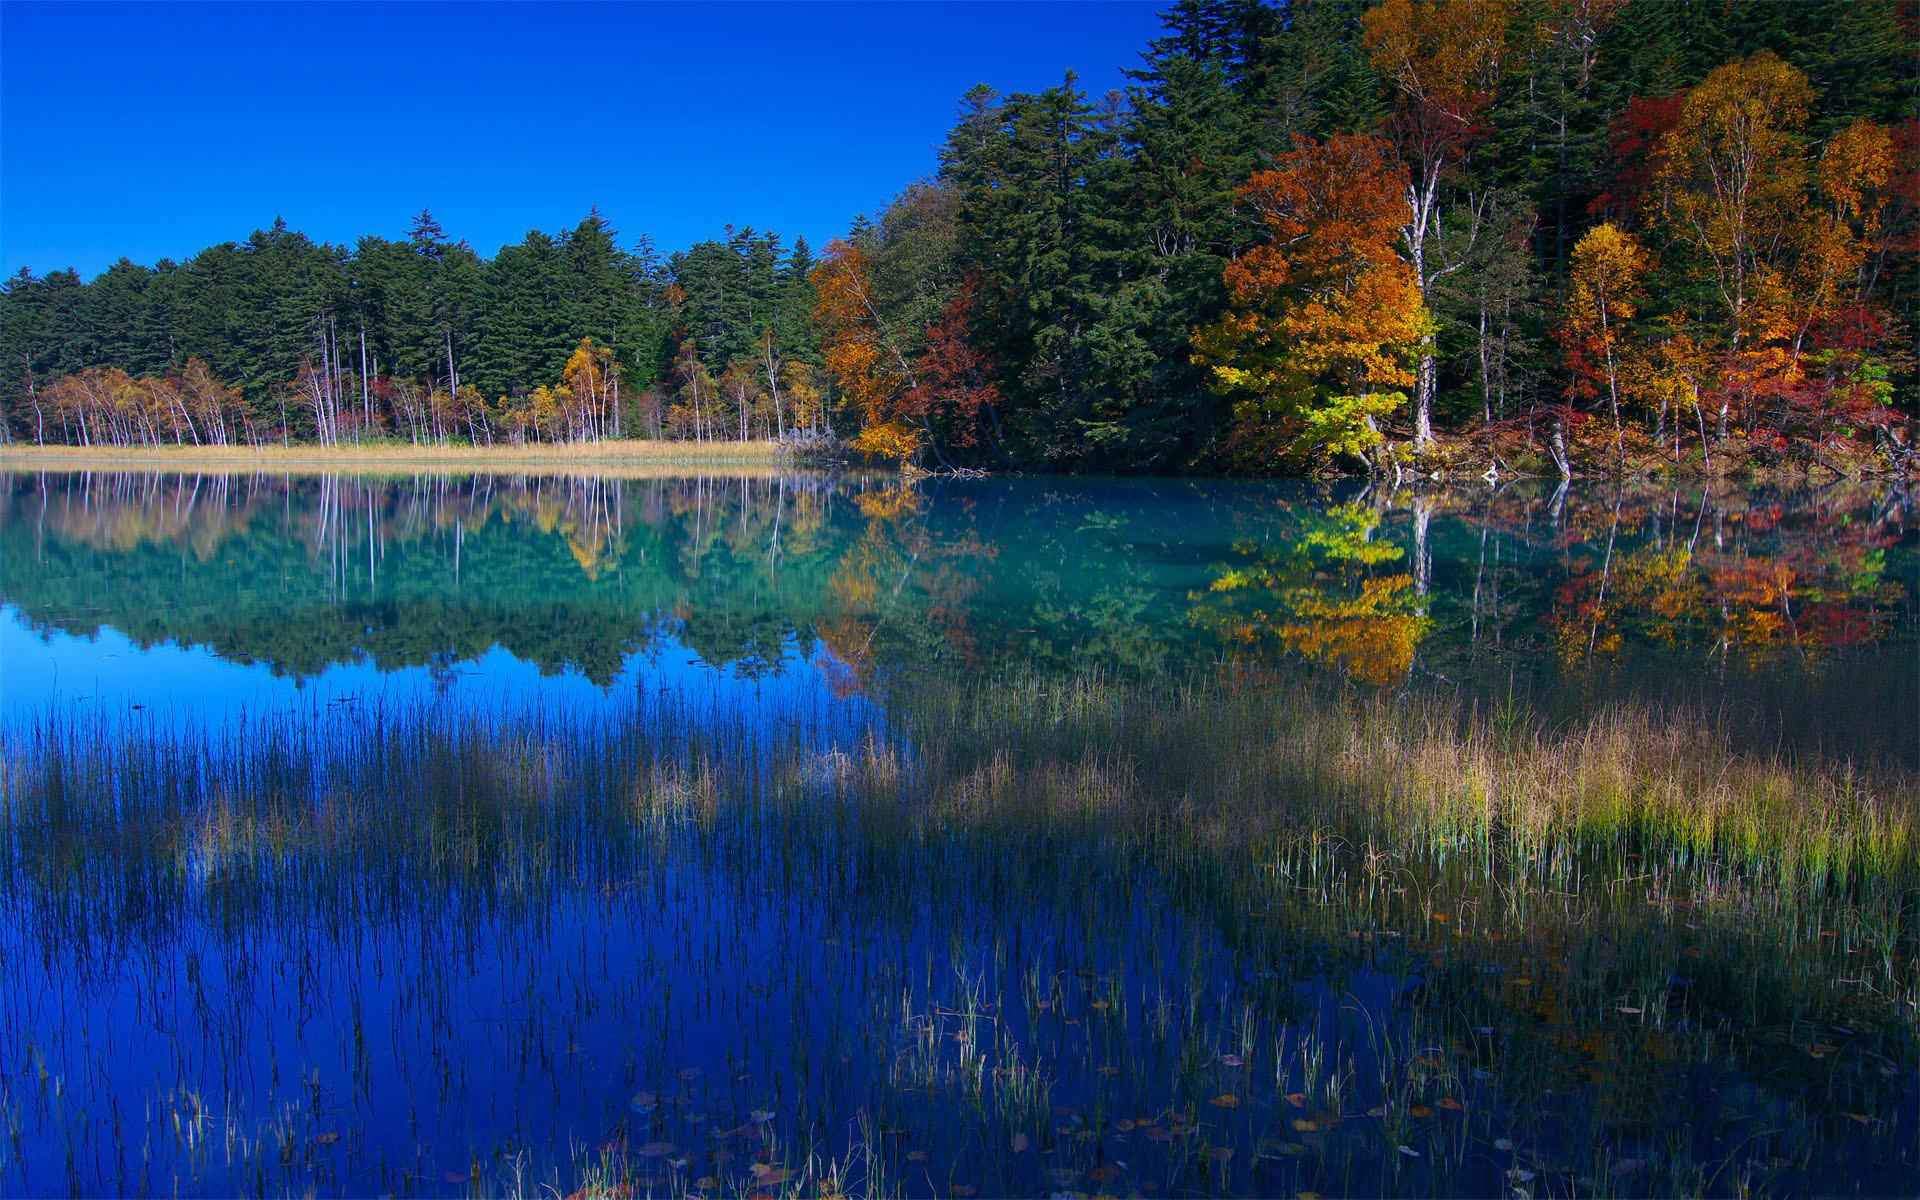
5 469 1912 761
1 468 1915 1197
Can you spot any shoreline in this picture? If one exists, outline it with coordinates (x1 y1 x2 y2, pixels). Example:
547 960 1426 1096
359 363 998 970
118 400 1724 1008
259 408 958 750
0 439 797 477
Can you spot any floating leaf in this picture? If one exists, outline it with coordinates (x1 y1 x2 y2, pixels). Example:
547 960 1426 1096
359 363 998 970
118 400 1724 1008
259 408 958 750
1284 1092 1308 1107
313 1132 339 1146
1219 1054 1244 1068
1012 1134 1029 1153
1292 1118 1317 1133
1207 1147 1233 1164
1398 1145 1421 1158
1210 1094 1241 1108
1436 1097 1462 1112
1410 1105 1433 1119
750 1110 775 1125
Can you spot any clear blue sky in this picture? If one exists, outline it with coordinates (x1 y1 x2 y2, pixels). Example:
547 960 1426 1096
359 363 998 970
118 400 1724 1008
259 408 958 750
0 0 1168 280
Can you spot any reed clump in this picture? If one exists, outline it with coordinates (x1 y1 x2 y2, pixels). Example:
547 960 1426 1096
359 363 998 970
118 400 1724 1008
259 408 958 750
1 665 1913 1197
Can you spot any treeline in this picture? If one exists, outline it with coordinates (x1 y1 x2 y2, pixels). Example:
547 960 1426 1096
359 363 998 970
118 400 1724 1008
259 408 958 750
2 0 1915 474
0 213 827 448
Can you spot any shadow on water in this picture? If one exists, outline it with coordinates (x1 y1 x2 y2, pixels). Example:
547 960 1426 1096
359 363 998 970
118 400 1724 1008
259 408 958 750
0 468 1915 1196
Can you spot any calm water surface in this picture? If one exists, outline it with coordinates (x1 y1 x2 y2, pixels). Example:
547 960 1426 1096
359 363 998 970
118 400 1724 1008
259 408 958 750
1 469 1914 1196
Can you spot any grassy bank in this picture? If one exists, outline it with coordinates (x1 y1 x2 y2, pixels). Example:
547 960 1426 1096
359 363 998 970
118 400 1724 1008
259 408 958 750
2 666 1914 1196
0 438 788 476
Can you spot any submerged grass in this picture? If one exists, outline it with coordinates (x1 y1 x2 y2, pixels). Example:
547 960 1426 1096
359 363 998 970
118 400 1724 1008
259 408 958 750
1 665 1915 1197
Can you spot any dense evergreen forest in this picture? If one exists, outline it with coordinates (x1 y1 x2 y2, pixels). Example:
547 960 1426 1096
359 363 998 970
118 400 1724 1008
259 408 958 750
2 0 1914 474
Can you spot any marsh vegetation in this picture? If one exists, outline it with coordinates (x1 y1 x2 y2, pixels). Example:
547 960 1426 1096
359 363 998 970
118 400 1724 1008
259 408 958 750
0 469 1913 1196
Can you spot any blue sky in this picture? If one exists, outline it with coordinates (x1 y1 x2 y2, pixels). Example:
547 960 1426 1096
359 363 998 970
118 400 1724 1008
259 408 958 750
0 1 1167 280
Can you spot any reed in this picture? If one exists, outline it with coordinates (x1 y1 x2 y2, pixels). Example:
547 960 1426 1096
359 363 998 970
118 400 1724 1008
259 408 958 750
0 663 1913 1196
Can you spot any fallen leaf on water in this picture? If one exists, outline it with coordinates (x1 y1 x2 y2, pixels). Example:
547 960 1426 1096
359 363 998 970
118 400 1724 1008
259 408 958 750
1210 1094 1241 1108
1284 1092 1308 1108
1398 1145 1421 1158
1292 1119 1317 1133
1410 1105 1433 1119
1146 1127 1174 1143
1436 1097 1462 1111
1207 1147 1233 1164
445 1171 470 1184
696 1178 716 1191
1091 1164 1125 1183
313 1132 339 1146
1012 1133 1029 1153
1219 1054 1244 1068
750 1110 775 1124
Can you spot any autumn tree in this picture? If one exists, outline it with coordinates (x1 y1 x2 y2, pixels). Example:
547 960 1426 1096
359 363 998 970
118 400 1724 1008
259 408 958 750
1648 52 1902 451
1195 134 1427 470
1646 52 1812 441
1558 222 1649 471
812 239 927 461
1361 0 1512 449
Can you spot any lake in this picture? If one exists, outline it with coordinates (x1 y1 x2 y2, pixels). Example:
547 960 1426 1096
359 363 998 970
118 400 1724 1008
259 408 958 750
1 468 1915 1197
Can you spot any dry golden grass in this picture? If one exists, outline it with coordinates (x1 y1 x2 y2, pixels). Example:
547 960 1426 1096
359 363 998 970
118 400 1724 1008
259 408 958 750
0 439 788 477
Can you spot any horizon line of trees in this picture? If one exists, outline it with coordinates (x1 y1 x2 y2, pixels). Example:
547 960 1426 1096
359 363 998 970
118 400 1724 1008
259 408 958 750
3 0 1915 474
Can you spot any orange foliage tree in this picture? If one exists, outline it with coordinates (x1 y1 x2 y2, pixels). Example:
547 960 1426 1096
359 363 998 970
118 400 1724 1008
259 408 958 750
1195 134 1427 470
1646 52 1901 453
1361 0 1512 449
811 239 925 462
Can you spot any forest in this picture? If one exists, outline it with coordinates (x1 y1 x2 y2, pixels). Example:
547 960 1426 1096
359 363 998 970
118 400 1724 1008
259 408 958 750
1 0 1914 476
